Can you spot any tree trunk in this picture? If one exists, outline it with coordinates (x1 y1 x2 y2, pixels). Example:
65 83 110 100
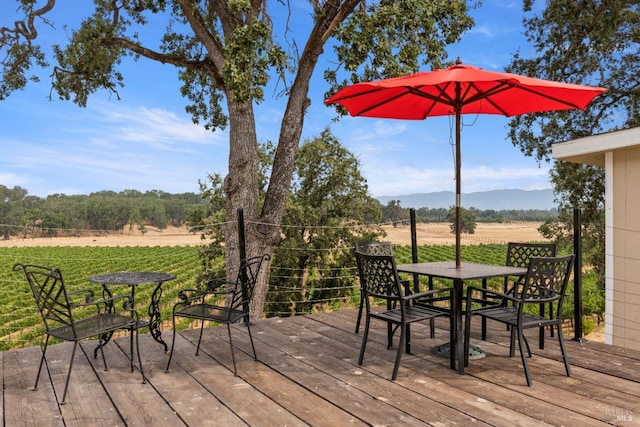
223 98 277 321
224 2 359 320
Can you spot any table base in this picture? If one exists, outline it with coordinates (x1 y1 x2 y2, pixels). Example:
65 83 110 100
431 342 486 360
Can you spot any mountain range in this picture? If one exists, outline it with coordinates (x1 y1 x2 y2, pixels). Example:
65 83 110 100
376 189 555 211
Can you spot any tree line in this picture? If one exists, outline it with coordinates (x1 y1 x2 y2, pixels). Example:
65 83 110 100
380 199 557 233
0 187 205 239
1 182 557 241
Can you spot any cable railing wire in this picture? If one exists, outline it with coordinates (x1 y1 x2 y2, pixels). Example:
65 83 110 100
0 217 619 349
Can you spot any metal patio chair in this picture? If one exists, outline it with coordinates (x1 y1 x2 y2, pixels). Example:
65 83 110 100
355 250 453 380
165 254 269 376
13 263 144 405
354 241 394 334
463 255 574 386
505 242 558 345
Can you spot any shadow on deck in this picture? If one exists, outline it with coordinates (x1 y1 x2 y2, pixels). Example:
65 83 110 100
3 308 639 426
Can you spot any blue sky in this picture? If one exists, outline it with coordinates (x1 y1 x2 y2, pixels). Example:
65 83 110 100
0 1 552 199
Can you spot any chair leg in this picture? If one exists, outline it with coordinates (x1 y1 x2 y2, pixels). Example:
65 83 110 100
516 326 533 387
98 339 108 371
464 313 471 367
129 326 134 372
557 325 572 377
133 327 146 384
61 342 79 405
34 335 50 391
509 328 516 357
227 324 238 376
391 323 406 381
355 294 364 334
246 322 257 361
539 303 546 349
165 314 178 372
358 316 371 366
523 333 532 357
195 319 205 356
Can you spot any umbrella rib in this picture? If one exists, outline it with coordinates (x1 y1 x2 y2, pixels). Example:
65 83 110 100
464 82 512 115
515 84 585 110
463 81 586 113
351 89 411 116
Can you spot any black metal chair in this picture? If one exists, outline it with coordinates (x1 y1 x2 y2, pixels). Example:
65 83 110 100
463 255 574 386
354 241 394 334
13 263 144 405
165 254 269 376
504 242 557 346
504 242 557 292
355 250 453 380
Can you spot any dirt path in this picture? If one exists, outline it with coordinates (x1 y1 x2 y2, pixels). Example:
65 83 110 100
381 222 545 246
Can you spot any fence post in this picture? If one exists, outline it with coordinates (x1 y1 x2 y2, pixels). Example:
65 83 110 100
573 207 584 341
410 209 420 293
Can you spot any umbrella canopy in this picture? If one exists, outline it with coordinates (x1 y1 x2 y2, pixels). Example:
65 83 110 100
326 60 606 267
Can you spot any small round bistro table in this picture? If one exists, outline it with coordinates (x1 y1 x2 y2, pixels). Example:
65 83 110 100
89 271 176 352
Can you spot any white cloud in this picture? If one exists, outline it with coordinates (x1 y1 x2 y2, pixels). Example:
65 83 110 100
88 103 227 151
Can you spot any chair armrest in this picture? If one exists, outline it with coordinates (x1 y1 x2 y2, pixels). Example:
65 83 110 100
176 287 230 304
205 278 238 291
72 292 136 314
465 285 520 306
522 294 562 304
403 287 453 302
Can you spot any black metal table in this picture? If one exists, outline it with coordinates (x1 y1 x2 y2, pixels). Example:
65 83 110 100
396 261 527 374
89 271 176 352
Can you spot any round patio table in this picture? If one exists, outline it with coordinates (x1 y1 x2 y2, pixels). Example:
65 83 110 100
89 271 176 353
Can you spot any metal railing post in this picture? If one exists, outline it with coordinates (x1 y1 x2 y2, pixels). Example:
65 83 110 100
237 207 250 324
573 208 584 341
410 209 419 292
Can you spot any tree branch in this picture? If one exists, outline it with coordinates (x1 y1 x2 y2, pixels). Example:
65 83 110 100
104 36 213 71
1 0 56 46
320 0 362 43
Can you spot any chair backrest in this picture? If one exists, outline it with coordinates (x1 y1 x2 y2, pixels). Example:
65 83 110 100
229 255 270 312
354 251 402 302
519 255 575 316
355 241 394 256
506 242 557 268
13 263 76 336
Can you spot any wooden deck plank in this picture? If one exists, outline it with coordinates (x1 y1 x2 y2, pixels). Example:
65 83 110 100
99 337 187 426
3 308 640 427
44 341 124 425
312 309 620 426
270 314 543 427
212 323 424 426
165 329 308 427
250 321 480 425
137 333 248 427
3 346 64 427
308 310 575 426
177 326 364 426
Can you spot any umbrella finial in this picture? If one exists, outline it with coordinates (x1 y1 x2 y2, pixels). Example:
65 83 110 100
455 57 462 65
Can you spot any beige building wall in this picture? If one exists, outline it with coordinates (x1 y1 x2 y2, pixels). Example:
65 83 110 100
553 127 640 352
611 147 640 350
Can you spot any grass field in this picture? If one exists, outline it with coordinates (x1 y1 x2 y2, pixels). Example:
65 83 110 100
0 243 522 351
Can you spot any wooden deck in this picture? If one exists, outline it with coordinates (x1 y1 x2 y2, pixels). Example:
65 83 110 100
2 308 639 426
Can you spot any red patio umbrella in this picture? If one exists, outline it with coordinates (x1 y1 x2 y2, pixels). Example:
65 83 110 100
326 59 606 267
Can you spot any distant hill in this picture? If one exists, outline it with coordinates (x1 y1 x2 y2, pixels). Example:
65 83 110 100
376 189 555 211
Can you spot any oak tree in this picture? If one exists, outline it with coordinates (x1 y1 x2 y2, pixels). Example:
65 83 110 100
507 0 639 284
1 0 474 319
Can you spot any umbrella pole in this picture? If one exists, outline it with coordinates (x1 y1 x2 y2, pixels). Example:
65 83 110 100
455 99 462 268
